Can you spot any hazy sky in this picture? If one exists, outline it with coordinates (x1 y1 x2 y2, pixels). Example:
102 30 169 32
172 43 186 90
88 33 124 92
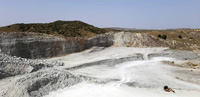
0 0 200 29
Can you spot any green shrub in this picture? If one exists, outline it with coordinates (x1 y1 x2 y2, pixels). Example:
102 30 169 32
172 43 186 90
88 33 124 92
158 34 161 38
161 35 167 40
178 35 182 39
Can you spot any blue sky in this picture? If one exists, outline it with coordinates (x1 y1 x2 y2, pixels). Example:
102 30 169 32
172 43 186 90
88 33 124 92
0 0 200 29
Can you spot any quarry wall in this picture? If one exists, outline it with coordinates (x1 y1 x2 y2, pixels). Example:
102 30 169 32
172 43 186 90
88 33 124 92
0 32 114 59
1 31 191 59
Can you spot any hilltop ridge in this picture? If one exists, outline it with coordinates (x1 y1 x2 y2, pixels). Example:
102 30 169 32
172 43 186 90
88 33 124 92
0 20 107 38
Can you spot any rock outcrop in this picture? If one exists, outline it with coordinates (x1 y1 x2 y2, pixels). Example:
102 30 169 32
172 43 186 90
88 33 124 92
0 68 81 97
0 32 114 59
0 52 64 79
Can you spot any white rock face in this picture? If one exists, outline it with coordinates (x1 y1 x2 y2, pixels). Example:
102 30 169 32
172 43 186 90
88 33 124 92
0 32 114 59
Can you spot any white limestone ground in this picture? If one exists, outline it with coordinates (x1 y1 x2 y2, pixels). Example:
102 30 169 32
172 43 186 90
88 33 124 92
49 47 168 68
46 47 200 97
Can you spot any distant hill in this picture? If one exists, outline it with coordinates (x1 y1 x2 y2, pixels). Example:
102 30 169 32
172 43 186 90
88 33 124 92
104 27 137 31
0 20 107 37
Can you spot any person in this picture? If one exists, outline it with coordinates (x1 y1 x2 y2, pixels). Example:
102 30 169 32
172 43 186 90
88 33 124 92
164 85 175 93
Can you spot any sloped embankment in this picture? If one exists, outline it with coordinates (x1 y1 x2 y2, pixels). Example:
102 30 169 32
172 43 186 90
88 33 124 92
113 32 196 50
113 32 169 47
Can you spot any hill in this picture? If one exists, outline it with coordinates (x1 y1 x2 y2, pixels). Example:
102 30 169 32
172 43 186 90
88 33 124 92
0 20 107 38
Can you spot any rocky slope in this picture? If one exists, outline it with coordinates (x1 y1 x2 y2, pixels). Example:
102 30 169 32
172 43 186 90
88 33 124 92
0 68 81 97
0 51 64 79
113 32 169 47
113 32 198 51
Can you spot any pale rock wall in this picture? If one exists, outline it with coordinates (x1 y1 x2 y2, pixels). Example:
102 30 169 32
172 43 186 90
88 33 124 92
0 32 114 59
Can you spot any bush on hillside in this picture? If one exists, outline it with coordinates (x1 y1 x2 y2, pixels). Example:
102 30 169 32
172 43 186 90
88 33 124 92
161 35 167 40
178 35 182 39
157 34 161 38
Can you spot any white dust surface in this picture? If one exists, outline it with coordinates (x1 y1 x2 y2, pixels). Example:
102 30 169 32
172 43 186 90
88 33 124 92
45 47 200 97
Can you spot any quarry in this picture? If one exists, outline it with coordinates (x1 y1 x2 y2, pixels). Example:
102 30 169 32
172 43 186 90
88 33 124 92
0 29 200 97
1 0 200 96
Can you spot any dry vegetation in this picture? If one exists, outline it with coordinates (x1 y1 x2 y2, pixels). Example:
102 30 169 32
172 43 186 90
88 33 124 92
122 29 200 50
0 20 109 38
106 28 200 50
